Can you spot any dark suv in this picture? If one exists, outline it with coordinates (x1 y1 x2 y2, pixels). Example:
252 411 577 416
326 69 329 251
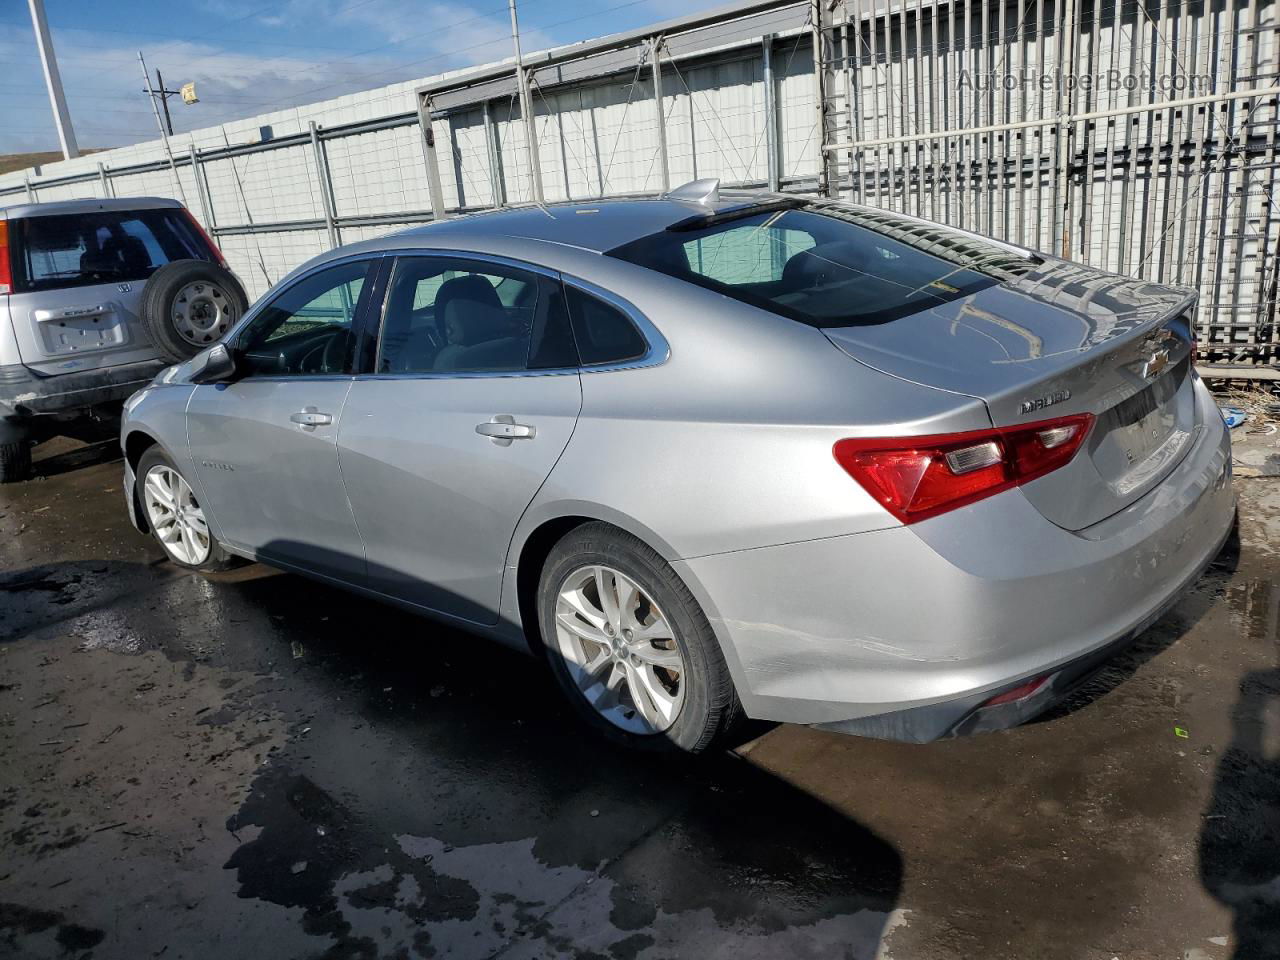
0 197 247 481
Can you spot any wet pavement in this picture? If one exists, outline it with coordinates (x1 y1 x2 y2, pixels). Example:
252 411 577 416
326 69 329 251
1 436 1278 960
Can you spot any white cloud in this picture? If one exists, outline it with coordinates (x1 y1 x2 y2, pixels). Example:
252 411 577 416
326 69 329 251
2 1 555 152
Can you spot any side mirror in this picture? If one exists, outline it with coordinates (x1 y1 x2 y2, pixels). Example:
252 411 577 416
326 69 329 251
188 343 236 384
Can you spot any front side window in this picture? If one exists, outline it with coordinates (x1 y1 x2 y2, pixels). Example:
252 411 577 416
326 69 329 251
235 260 372 377
609 203 1040 328
10 208 214 293
377 257 576 374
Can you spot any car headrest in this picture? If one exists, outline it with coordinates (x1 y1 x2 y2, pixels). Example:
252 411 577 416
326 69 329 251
435 275 502 328
782 241 868 289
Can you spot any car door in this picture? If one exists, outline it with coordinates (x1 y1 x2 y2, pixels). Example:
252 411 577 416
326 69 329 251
338 254 582 625
185 257 383 581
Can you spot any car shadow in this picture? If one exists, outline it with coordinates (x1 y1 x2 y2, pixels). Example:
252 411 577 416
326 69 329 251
1199 573 1280 959
31 437 123 479
1 551 906 957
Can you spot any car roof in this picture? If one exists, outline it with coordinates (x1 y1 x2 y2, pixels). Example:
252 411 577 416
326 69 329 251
0 196 184 220
395 193 779 254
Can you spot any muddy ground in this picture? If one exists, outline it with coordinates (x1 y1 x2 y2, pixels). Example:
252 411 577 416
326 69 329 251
1 434 1278 960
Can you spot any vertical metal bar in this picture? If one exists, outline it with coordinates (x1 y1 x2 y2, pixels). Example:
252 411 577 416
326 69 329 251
979 0 989 234
23 176 34 202
509 0 544 204
482 100 507 206
998 0 1008 241
762 34 781 192
1078 0 1102 266
650 36 672 192
948 0 958 225
1014 0 1027 246
309 121 339 249
812 0 843 197
897 0 911 214
884 0 898 210
1169 0 1193 285
868 0 882 206
929 0 940 223
190 146 212 227
1029 0 1039 248
97 162 111 199
416 92 449 221
1053 0 1078 257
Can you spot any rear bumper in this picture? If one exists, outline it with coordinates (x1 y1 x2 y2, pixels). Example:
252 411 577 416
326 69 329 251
675 376 1236 741
0 360 166 420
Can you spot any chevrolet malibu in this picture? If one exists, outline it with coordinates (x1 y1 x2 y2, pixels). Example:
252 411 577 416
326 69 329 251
119 181 1235 753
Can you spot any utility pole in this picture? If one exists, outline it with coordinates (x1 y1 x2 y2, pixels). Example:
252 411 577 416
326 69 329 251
27 0 79 159
155 69 176 136
508 0 543 204
139 51 187 204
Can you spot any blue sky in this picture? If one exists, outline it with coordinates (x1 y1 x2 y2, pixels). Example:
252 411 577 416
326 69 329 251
0 0 721 154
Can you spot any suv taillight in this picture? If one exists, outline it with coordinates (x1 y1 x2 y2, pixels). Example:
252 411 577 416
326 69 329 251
833 413 1095 524
0 220 10 294
182 208 228 269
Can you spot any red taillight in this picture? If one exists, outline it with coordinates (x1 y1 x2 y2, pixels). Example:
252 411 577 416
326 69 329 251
182 208 228 269
981 674 1051 707
833 413 1094 524
0 220 11 294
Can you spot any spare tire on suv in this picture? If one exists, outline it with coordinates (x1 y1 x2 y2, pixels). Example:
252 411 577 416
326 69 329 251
140 260 249 363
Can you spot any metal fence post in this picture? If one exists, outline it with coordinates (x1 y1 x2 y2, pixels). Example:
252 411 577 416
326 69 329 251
762 33 780 191
482 100 507 207
811 0 842 197
1053 0 1079 258
97 162 111 198
190 143 213 228
23 176 34 202
416 90 449 221
650 36 671 193
309 121 340 248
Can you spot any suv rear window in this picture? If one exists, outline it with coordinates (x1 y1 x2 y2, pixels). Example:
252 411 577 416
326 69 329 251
608 202 1040 328
9 208 213 294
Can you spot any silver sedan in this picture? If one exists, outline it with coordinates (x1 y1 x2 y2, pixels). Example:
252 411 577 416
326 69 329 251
120 181 1236 752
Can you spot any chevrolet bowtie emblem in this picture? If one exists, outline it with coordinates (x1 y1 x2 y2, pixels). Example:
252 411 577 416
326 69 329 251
1141 348 1170 379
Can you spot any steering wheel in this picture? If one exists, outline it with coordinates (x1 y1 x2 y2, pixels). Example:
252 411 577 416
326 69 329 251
320 329 349 374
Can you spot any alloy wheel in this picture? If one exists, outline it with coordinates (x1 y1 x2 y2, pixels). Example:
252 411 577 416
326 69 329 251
142 465 212 565
554 564 687 735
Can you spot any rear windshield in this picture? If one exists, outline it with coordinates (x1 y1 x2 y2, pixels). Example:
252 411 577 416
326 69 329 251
608 203 1041 327
9 208 213 294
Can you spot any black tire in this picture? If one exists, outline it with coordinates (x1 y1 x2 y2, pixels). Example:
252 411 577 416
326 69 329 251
0 441 32 484
135 447 238 572
140 260 248 363
537 522 742 754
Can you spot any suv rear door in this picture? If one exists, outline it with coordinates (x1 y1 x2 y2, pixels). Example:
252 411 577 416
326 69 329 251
4 201 216 375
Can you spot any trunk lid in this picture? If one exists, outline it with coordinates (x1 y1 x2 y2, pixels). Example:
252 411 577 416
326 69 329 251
823 259 1200 531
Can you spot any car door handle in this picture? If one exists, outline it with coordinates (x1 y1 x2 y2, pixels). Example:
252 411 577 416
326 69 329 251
290 407 333 431
476 415 535 445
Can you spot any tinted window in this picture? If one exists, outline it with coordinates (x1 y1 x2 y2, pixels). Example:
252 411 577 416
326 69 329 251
10 208 213 293
609 204 1040 328
377 257 576 374
565 287 647 365
235 261 372 377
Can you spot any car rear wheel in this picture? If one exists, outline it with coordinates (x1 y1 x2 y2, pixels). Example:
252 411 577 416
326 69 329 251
141 260 249 363
136 447 236 571
537 522 741 754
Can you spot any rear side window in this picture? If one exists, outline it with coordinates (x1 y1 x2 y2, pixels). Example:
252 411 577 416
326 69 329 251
377 257 577 375
565 287 647 366
9 208 213 294
609 204 1040 328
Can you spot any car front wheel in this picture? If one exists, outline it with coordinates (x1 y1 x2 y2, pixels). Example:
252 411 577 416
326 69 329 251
538 522 741 754
136 447 236 572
